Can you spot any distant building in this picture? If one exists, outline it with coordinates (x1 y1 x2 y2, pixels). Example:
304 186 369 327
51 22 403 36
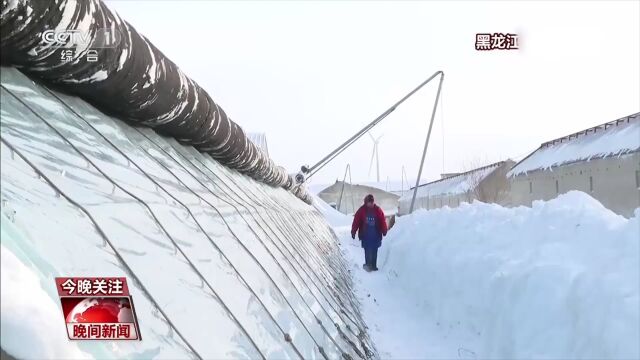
508 112 640 218
317 181 400 216
398 160 515 215
355 180 411 197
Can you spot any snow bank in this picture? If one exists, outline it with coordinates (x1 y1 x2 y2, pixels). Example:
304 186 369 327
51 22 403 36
312 194 352 228
1 242 88 359
379 191 639 359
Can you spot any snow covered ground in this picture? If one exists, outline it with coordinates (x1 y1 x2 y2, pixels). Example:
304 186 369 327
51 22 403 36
315 192 639 359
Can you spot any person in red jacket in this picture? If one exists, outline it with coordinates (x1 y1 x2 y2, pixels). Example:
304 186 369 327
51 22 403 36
351 194 388 271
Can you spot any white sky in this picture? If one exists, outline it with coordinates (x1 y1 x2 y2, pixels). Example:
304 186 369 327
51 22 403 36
107 0 639 186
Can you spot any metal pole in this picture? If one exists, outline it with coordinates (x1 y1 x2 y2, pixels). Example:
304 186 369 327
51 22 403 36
402 165 409 196
376 145 380 183
303 71 444 181
348 166 355 214
409 72 445 214
336 164 350 212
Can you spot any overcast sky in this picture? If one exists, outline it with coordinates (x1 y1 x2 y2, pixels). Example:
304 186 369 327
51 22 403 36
108 0 639 187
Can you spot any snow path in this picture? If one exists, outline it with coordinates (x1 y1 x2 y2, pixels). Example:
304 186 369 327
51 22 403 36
315 192 639 359
335 225 471 359
315 196 466 359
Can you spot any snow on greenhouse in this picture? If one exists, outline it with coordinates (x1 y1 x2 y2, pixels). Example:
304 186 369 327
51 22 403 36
410 164 499 198
508 113 640 177
247 132 270 157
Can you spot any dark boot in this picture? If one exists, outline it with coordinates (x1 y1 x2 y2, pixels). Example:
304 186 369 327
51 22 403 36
363 248 372 272
372 247 379 271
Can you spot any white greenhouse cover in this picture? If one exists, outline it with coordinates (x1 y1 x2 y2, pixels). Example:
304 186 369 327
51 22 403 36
0 67 374 360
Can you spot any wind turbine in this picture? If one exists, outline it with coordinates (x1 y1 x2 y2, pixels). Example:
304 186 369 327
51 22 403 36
401 165 410 196
368 132 383 182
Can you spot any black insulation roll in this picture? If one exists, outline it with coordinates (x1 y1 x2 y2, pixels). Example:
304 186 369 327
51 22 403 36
0 0 312 204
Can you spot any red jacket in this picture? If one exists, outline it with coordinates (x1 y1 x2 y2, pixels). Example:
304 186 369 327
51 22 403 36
351 204 388 241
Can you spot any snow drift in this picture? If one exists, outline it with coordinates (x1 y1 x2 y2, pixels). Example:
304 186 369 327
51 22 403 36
312 194 353 230
383 192 639 359
318 192 639 359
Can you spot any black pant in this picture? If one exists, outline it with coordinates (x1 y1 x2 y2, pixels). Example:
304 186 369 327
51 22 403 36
364 247 378 269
